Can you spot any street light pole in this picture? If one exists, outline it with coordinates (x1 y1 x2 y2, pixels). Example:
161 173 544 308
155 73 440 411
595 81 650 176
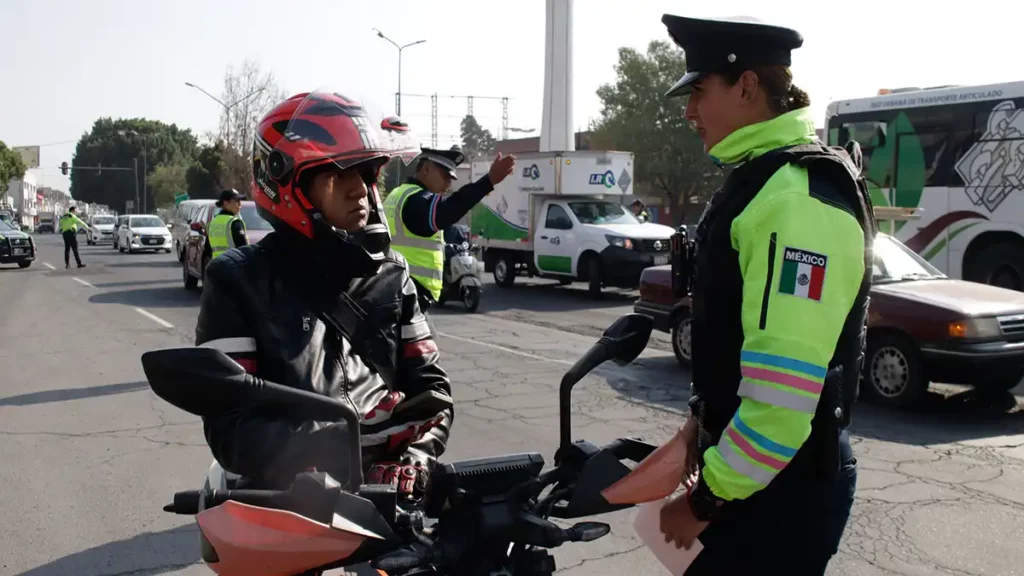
372 29 426 116
120 130 148 213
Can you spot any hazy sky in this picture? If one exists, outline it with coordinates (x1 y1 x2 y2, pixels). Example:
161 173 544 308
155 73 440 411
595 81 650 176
2 0 1020 196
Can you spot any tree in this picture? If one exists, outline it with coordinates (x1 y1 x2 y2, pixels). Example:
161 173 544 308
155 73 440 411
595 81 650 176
149 163 189 208
70 118 199 212
0 140 28 192
591 41 724 225
186 139 245 199
460 115 496 159
218 59 288 192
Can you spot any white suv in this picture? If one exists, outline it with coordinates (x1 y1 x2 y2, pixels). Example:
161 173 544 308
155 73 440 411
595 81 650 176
118 215 173 254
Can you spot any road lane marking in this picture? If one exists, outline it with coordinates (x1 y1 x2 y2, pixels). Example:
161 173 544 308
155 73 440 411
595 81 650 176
133 307 174 329
72 277 96 288
42 262 56 270
436 331 572 366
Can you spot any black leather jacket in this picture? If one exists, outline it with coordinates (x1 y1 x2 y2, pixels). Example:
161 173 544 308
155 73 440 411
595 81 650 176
195 232 452 489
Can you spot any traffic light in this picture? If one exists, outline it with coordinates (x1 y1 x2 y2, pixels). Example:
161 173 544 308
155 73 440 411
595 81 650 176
60 161 69 176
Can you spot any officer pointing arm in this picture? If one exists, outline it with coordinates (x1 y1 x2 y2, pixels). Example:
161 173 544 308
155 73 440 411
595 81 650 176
383 147 515 305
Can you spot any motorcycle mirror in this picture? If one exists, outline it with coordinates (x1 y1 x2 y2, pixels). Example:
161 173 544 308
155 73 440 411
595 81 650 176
601 313 654 366
140 347 364 486
559 314 653 451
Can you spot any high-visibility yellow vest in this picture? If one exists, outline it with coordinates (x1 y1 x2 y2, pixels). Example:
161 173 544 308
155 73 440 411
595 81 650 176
59 213 87 233
208 213 246 259
382 184 444 300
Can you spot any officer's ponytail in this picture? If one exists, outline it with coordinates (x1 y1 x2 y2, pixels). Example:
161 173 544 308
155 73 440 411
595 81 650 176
721 65 810 115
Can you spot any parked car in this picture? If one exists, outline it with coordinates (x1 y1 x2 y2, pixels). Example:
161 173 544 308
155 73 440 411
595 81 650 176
635 233 1024 407
0 217 35 269
117 214 172 254
182 201 273 290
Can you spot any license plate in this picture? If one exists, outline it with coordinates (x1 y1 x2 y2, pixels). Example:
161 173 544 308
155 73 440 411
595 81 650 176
654 255 669 265
13 248 26 255
145 239 158 245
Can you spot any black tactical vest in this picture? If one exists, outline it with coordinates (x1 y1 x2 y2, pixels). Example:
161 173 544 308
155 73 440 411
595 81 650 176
689 142 877 478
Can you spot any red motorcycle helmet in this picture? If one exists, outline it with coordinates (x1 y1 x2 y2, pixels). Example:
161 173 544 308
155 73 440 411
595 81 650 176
251 90 419 270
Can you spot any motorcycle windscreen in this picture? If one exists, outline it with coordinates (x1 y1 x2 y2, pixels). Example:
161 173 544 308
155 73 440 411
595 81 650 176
197 500 368 576
600 428 692 505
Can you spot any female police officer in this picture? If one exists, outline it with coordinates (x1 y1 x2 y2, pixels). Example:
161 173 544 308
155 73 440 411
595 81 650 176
656 15 876 575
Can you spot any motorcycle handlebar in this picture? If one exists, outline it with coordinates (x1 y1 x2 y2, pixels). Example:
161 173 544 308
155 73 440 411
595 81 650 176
164 488 291 515
164 436 645 516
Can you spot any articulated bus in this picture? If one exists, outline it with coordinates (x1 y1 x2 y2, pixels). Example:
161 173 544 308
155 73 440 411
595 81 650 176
825 81 1024 290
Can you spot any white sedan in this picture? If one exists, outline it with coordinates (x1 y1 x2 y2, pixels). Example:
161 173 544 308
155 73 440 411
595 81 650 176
118 215 173 254
87 215 118 245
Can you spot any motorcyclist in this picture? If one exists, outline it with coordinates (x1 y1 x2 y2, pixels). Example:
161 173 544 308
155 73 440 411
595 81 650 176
195 91 452 498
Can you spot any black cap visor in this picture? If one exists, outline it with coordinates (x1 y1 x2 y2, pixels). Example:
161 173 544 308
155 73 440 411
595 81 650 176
665 71 704 98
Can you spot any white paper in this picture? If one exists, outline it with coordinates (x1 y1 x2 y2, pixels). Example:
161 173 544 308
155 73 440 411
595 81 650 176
633 498 704 574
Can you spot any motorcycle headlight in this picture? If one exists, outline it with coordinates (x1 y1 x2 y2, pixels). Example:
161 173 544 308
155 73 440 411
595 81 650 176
605 235 633 250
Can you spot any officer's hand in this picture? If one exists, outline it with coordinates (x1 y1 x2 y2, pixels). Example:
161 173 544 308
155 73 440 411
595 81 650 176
679 418 699 489
660 491 709 550
488 153 516 185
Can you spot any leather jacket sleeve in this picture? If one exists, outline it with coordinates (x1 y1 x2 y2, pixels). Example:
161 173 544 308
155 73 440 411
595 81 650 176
196 253 357 489
392 266 453 467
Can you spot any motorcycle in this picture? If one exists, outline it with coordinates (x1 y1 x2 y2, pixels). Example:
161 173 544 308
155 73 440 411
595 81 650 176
437 240 483 313
141 313 658 576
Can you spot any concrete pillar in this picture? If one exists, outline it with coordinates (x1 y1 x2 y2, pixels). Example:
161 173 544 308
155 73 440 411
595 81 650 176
539 0 574 152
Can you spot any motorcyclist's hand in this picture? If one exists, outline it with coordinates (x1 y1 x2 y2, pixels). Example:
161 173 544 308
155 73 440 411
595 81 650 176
487 153 516 185
367 461 430 500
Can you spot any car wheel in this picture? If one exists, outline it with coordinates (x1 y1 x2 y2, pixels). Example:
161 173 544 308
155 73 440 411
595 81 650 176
862 332 928 407
671 314 692 367
584 256 602 298
493 256 516 288
17 261 31 269
183 259 198 290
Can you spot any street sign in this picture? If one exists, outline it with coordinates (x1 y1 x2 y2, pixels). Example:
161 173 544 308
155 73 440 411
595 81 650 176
174 193 189 205
126 200 135 211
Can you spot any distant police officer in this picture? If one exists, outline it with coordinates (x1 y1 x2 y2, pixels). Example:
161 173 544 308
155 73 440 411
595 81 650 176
208 189 249 260
383 147 515 309
655 16 876 575
59 206 90 269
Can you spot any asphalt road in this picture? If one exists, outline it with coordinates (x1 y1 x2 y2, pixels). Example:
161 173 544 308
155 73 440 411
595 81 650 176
2 234 1024 576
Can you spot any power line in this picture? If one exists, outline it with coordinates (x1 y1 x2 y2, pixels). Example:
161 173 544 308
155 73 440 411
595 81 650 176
398 92 513 145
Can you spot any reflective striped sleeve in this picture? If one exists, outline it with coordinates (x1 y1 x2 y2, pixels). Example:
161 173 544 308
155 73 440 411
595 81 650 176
702 184 864 501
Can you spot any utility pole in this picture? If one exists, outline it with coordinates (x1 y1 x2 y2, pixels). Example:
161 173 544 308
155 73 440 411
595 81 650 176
133 157 139 214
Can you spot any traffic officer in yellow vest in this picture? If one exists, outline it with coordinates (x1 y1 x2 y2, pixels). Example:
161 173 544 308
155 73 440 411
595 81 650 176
654 16 876 575
383 147 515 310
59 206 90 269
208 189 249 260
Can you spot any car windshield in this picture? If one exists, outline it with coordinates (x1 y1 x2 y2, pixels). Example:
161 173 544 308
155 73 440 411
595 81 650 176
873 235 944 283
239 203 273 231
0 219 14 232
92 216 115 225
567 201 640 225
130 216 165 228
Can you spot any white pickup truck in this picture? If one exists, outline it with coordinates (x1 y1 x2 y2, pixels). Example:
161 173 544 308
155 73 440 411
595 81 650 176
469 150 675 296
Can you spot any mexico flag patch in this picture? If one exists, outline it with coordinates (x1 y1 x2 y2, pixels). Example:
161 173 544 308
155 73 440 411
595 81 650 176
779 247 827 301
